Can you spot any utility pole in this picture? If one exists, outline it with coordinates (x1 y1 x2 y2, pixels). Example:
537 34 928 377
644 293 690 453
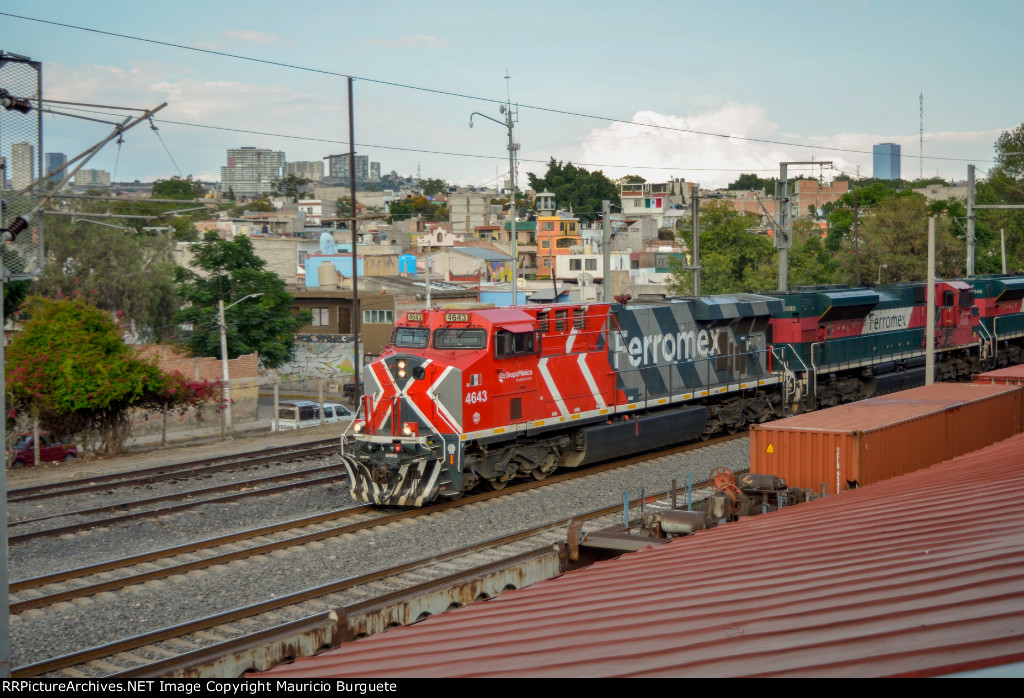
348 78 360 404
777 161 833 291
691 185 701 295
967 164 976 277
602 200 611 301
853 188 860 286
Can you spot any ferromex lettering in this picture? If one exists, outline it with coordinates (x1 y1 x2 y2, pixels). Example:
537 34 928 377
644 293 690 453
612 329 722 369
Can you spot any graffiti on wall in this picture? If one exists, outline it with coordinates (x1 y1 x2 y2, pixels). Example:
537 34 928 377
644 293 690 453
264 334 363 383
488 260 513 283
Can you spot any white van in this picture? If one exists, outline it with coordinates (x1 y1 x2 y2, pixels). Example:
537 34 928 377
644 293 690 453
274 401 354 431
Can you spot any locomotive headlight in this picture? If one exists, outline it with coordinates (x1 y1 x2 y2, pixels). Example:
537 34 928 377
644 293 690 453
397 360 407 369
353 420 365 433
402 422 419 436
398 369 407 378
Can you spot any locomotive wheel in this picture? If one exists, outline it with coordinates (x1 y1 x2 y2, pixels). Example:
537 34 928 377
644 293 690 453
531 468 549 481
488 477 509 490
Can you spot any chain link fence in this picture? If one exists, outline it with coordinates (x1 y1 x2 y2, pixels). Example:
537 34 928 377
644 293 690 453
0 53 44 281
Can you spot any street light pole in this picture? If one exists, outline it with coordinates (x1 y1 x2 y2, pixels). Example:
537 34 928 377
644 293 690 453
470 96 518 305
219 293 263 434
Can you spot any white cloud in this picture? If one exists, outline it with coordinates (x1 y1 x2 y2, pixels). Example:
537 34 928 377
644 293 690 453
223 30 277 45
572 104 1002 187
364 35 449 49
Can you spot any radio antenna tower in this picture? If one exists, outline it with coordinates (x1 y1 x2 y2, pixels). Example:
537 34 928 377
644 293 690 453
919 90 923 180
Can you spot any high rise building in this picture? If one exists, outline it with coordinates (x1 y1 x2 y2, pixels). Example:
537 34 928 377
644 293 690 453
284 160 324 182
45 152 68 185
11 142 34 189
873 143 901 180
220 147 286 196
326 153 369 180
370 161 381 181
75 169 111 187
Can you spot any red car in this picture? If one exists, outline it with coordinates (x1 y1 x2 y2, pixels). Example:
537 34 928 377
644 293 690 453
8 433 78 468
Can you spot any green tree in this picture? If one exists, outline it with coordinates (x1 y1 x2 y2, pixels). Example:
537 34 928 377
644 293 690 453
273 174 312 201
152 175 206 200
5 297 218 455
526 158 620 223
174 232 311 370
620 174 646 184
419 178 449 197
33 214 179 342
856 194 963 281
667 201 776 294
386 196 448 223
727 173 775 192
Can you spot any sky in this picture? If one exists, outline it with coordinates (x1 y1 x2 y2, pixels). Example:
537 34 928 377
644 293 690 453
2 0 1022 190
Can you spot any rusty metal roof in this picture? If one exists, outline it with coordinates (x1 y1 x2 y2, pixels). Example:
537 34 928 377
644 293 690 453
258 435 1024 678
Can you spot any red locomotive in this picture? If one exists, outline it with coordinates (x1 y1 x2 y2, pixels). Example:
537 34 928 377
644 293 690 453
339 275 1024 507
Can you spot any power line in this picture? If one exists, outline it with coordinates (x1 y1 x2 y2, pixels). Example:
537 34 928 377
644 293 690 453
2 11 998 165
47 104 813 176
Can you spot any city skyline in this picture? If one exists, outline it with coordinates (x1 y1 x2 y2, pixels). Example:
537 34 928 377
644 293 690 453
1 1 1022 190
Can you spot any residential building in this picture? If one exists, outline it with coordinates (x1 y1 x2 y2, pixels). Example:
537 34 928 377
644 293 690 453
11 142 34 189
220 147 285 196
427 246 513 283
536 211 581 279
370 162 381 181
448 191 491 236
873 143 901 180
44 152 67 185
788 179 850 218
326 153 369 180
74 169 111 188
297 199 323 227
285 160 324 182
913 183 968 202
619 179 693 230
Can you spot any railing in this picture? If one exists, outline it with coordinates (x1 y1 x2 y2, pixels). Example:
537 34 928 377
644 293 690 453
810 329 926 374
610 348 770 409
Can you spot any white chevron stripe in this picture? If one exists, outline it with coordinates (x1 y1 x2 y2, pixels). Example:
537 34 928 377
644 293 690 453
427 365 462 432
577 353 606 410
538 357 569 417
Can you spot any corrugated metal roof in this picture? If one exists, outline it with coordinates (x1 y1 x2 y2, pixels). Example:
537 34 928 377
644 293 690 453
450 246 511 261
258 434 1024 678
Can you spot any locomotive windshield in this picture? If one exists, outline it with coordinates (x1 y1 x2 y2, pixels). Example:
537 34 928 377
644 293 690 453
392 326 430 348
433 328 487 349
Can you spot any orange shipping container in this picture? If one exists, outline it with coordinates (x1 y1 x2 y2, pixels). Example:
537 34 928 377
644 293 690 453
973 363 1024 387
750 383 1023 493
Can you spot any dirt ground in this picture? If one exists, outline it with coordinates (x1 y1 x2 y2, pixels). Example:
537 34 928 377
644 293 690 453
5 422 348 490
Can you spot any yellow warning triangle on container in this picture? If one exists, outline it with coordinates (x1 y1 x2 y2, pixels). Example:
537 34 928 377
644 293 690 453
765 442 774 454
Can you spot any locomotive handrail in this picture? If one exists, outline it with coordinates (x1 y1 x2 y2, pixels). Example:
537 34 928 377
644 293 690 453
976 320 995 364
770 345 805 408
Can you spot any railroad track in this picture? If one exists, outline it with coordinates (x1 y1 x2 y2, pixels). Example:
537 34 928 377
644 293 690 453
10 434 745 677
8 439 341 502
8 462 349 543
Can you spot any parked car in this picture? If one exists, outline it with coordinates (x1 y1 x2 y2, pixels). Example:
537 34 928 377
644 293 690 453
8 433 78 468
274 401 354 431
